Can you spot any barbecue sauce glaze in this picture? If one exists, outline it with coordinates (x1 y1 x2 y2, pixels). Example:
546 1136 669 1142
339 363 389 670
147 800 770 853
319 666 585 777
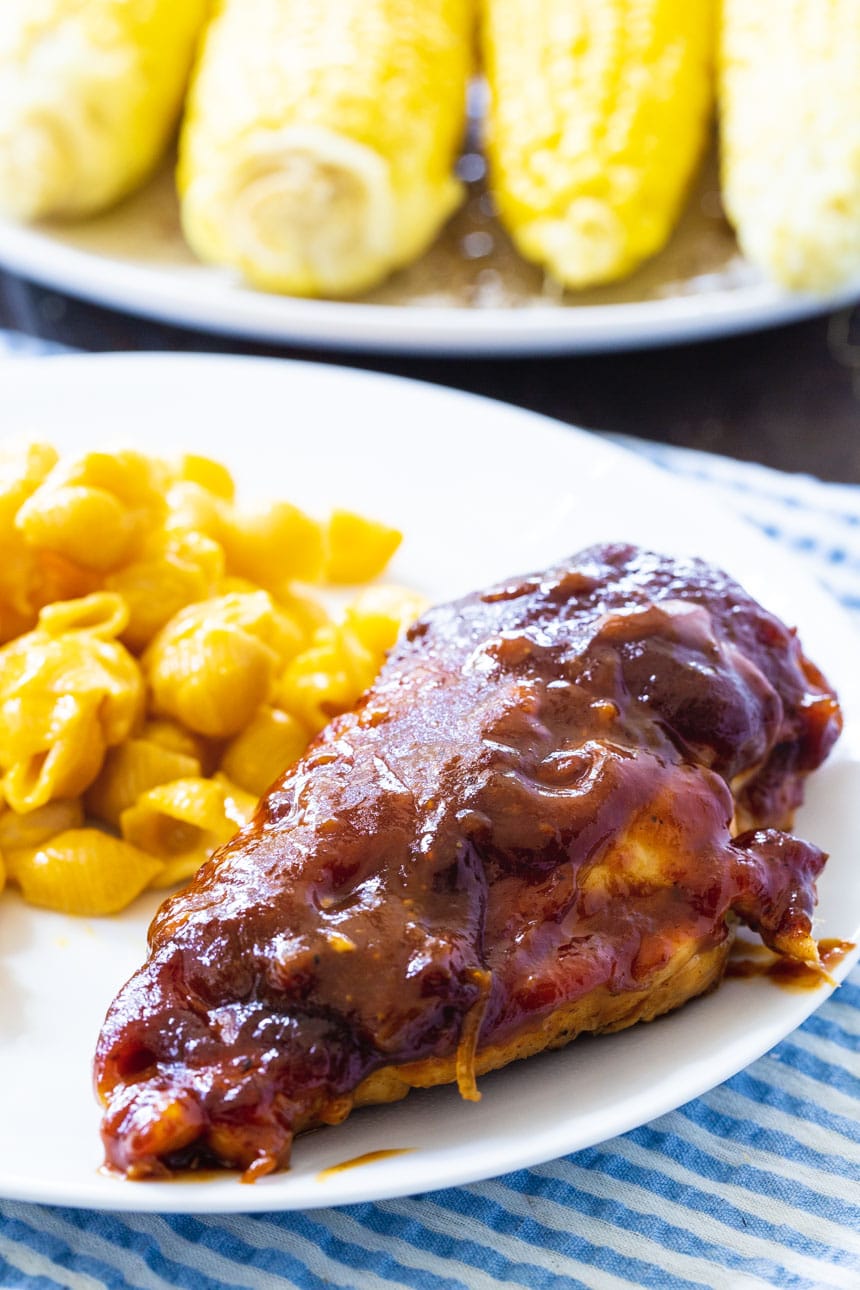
96 545 841 1179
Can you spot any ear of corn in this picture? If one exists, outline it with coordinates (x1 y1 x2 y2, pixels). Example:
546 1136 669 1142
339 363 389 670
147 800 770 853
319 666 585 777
0 0 209 221
178 0 473 297
719 1 860 293
481 0 715 289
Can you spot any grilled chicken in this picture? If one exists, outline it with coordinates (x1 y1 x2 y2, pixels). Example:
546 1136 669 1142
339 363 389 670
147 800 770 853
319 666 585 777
96 544 841 1180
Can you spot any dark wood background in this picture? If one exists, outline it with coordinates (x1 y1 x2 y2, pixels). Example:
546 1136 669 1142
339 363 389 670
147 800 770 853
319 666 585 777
3 270 859 483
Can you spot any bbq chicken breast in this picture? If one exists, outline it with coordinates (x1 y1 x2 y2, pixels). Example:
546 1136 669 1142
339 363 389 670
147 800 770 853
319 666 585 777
96 544 841 1180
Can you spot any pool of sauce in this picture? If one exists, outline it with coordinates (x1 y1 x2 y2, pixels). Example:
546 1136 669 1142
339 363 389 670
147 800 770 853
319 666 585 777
727 938 855 991
51 134 748 312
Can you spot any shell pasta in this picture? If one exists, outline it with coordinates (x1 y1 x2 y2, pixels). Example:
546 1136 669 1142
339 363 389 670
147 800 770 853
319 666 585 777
120 775 258 890
0 442 421 916
0 593 143 812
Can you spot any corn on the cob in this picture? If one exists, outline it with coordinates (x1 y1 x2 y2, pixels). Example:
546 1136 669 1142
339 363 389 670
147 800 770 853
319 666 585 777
178 0 472 297
0 1 209 222
719 2 860 293
481 1 715 289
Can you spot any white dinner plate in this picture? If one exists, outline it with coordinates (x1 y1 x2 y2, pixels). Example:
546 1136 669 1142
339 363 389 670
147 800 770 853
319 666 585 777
1 156 859 355
0 352 857 1214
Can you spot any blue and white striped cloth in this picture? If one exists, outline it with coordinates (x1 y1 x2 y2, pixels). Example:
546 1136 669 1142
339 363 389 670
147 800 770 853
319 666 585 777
0 331 858 1290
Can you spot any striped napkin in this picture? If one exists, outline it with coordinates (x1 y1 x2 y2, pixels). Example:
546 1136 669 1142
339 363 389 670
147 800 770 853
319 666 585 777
0 331 857 1290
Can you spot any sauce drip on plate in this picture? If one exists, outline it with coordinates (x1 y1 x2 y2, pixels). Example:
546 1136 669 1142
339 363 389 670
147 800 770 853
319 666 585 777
317 1148 415 1180
727 938 855 991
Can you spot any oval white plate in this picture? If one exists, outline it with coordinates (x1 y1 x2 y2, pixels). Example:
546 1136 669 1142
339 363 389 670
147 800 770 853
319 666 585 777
1 157 858 355
0 352 857 1214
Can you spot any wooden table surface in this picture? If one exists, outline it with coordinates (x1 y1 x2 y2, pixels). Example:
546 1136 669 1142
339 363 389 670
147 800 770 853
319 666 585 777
2 269 859 483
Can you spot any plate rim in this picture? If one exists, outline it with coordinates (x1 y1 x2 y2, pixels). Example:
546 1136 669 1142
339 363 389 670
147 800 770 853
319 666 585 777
2 217 859 357
0 350 857 1213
